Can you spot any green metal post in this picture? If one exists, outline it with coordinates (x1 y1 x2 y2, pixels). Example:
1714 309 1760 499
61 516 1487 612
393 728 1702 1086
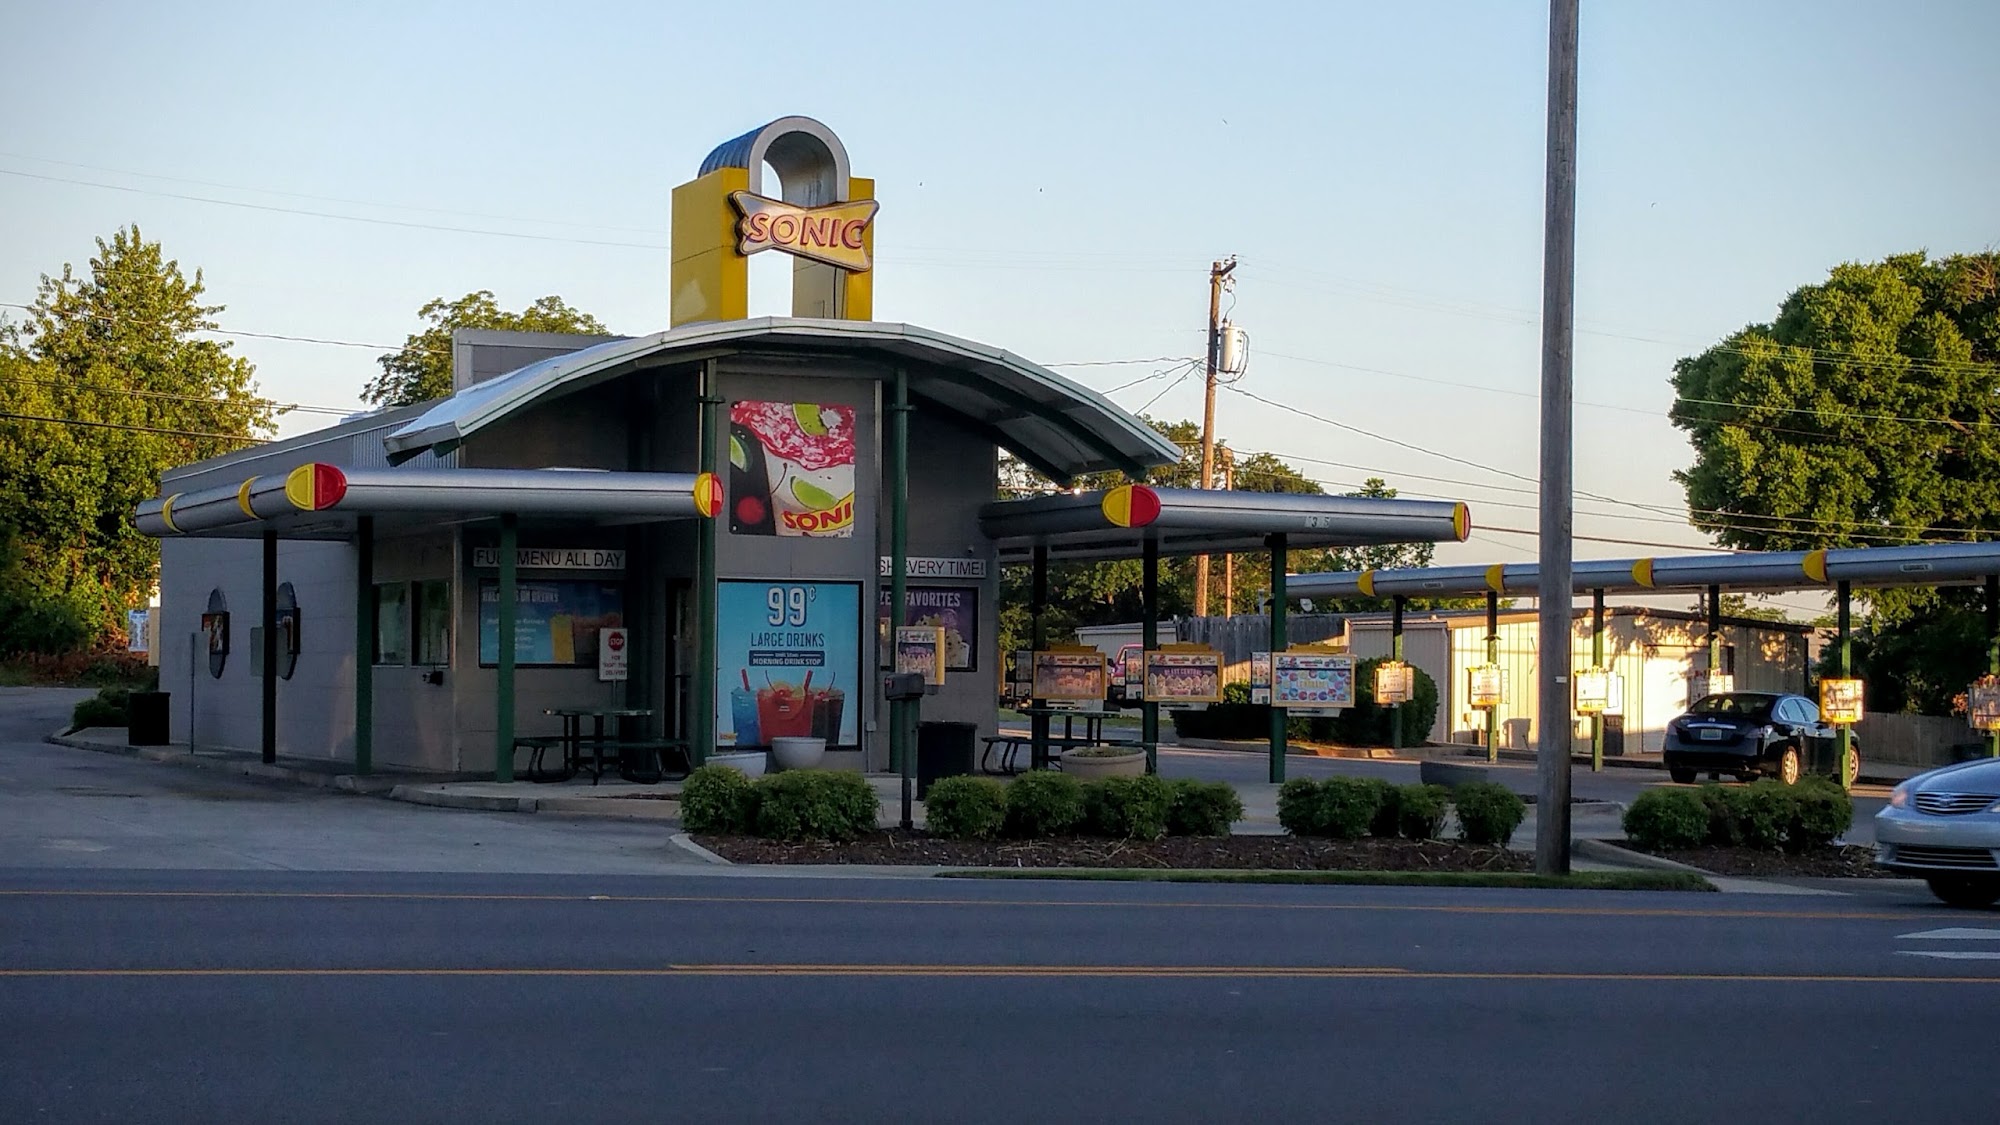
1390 595 1406 752
354 516 374 776
1988 575 1999 758
1484 590 1499 763
1141 536 1159 775
1837 579 1852 787
1030 543 1049 770
1591 587 1604 773
495 513 517 783
890 369 912 792
692 361 720 767
1706 584 1722 690
261 530 277 765
1268 533 1287 783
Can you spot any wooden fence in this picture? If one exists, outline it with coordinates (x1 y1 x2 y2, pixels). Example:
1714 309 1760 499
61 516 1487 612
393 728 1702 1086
1855 711 1982 768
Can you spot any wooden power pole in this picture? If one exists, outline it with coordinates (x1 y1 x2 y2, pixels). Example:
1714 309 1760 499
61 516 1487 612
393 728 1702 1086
1195 256 1236 617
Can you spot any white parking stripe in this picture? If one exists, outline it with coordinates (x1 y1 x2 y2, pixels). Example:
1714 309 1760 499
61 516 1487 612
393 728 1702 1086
1897 928 2000 940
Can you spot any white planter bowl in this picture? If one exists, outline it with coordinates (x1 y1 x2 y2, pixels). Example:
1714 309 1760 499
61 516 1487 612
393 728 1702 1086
770 736 827 771
1060 749 1147 780
709 748 768 777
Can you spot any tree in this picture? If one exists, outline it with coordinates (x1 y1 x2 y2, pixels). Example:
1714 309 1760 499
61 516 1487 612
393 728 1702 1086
360 291 613 407
0 226 275 652
1669 251 2000 713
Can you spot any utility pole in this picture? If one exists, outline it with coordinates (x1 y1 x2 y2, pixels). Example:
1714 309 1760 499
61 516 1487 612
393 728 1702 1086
1222 448 1236 616
1194 255 1237 618
1535 0 1580 876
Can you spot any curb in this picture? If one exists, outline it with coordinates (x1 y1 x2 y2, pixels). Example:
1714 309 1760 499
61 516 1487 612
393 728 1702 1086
381 784 681 821
667 833 732 865
1573 836 1714 875
45 731 404 794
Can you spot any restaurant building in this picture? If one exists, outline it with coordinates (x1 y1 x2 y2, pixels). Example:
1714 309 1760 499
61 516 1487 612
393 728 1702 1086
136 116 1473 781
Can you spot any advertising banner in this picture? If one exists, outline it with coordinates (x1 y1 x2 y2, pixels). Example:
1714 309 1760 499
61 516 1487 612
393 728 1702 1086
728 400 856 538
1969 676 2000 732
1273 652 1354 713
1144 648 1223 706
478 580 624 667
877 585 978 671
1250 652 1271 705
1819 677 1865 725
717 580 859 748
1374 661 1414 705
1469 664 1505 709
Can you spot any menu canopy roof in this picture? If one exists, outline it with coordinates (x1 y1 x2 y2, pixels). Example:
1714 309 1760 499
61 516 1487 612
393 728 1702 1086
135 464 720 541
380 318 1183 482
981 485 1471 564
1285 541 2000 600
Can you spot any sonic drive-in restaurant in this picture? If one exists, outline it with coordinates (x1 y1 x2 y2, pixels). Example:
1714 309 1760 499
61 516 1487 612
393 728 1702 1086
136 116 1471 783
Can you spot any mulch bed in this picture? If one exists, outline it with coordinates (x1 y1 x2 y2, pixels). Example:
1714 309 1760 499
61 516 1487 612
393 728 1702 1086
1627 842 1894 879
693 831 1535 872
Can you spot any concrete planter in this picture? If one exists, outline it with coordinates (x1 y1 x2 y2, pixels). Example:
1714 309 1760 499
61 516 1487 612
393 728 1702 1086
1061 748 1146 780
709 749 768 777
770 736 827 771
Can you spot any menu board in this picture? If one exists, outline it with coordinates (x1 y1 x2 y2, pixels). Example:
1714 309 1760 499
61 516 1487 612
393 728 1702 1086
1144 648 1223 705
1819 677 1865 725
877 585 978 671
1468 664 1505 709
1032 649 1107 702
1250 652 1271 705
896 626 946 686
1273 652 1354 713
1374 660 1415 705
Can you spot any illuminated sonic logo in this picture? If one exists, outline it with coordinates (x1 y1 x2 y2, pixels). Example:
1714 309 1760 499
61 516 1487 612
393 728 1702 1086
729 191 878 272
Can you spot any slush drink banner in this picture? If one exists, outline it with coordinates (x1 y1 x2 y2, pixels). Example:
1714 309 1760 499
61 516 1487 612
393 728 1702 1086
717 580 859 748
478 580 624 667
728 400 856 537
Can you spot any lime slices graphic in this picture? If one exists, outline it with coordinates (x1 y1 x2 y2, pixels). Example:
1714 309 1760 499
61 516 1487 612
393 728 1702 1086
793 403 828 437
790 478 841 510
729 434 749 471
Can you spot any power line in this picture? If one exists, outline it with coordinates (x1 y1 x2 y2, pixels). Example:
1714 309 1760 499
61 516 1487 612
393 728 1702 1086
0 372 347 417
0 410 267 444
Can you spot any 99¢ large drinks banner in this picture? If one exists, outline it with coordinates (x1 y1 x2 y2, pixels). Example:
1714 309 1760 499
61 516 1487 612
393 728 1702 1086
717 580 860 748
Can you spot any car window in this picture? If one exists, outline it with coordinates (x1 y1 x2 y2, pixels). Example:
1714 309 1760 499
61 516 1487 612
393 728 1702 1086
1793 699 1819 724
1770 699 1798 723
1687 694 1775 719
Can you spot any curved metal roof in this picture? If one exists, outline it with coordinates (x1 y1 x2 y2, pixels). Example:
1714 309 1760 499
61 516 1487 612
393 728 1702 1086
381 318 1183 481
1287 541 2000 600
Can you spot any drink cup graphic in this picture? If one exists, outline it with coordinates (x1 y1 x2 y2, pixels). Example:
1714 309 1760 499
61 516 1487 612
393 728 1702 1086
756 681 815 740
730 401 855 538
811 688 845 744
730 687 762 746
548 614 574 664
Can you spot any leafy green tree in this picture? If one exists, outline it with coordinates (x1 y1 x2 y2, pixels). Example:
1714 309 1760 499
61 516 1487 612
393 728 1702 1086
0 226 274 652
360 291 612 407
1670 251 2000 713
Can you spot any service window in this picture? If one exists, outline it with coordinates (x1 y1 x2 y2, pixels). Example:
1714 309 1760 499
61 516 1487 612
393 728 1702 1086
374 583 410 665
413 579 451 666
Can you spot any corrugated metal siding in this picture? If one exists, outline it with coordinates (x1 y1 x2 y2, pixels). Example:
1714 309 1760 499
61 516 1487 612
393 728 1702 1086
1178 614 1345 685
1349 621 1452 743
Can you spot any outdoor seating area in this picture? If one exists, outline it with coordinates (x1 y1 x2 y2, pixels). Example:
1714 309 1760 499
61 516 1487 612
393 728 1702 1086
981 706 1142 775
514 706 691 785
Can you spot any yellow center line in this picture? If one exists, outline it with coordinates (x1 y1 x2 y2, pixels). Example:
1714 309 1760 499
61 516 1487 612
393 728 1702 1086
0 889 1950 922
0 964 1995 984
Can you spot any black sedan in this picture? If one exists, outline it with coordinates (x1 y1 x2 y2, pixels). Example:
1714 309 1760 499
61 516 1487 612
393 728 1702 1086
1662 691 1860 786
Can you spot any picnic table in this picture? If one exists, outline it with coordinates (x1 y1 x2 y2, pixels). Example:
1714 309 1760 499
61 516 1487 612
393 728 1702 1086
541 707 688 784
985 707 1135 774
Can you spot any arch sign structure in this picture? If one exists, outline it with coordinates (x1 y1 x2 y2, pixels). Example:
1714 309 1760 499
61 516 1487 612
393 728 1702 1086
669 116 877 326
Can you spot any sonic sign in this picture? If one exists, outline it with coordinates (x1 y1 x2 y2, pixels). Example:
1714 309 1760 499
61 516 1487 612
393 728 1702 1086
730 193 878 272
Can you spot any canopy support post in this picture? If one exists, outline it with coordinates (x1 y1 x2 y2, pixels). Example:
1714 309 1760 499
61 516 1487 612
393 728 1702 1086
890 368 914 826
1268 533 1287 784
692 360 720 768
495 513 517 783
1837 579 1852 789
354 516 374 776
261 530 277 765
1988 575 1999 758
1591 587 1604 773
1485 590 1499 763
1390 595 1407 751
1030 544 1049 771
1142 536 1159 776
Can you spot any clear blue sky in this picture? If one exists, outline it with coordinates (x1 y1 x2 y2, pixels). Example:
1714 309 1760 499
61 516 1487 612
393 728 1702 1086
3 1 1995 614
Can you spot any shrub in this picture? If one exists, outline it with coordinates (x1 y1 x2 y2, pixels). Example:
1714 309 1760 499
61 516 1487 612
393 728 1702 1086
1726 782 1791 850
1315 777 1385 840
1276 778 1324 836
1786 777 1853 851
1362 777 1401 837
752 771 879 842
1165 778 1243 836
1453 781 1527 846
1004 770 1086 838
679 764 759 834
1332 656 1440 748
68 687 132 733
924 776 1008 840
1394 784 1452 840
1623 788 1710 851
1083 775 1173 840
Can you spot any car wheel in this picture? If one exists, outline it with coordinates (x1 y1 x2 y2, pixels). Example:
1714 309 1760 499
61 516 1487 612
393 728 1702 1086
1778 747 1802 785
1668 767 1696 784
1925 875 2000 909
1845 746 1860 788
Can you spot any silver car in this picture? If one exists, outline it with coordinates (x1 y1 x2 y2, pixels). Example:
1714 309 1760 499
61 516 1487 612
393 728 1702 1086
1875 757 2000 908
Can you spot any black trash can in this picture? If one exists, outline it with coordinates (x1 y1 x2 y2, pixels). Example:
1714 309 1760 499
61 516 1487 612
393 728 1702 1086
916 721 977 798
128 691 170 747
1601 713 1625 758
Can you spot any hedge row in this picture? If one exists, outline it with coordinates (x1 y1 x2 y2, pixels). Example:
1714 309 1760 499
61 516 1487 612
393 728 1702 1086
1167 657 1441 749
678 766 1247 843
925 773 1244 841
1276 777 1525 846
1623 779 1852 854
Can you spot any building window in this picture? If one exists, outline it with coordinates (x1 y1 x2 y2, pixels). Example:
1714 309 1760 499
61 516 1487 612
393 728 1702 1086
374 583 410 665
414 579 451 666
